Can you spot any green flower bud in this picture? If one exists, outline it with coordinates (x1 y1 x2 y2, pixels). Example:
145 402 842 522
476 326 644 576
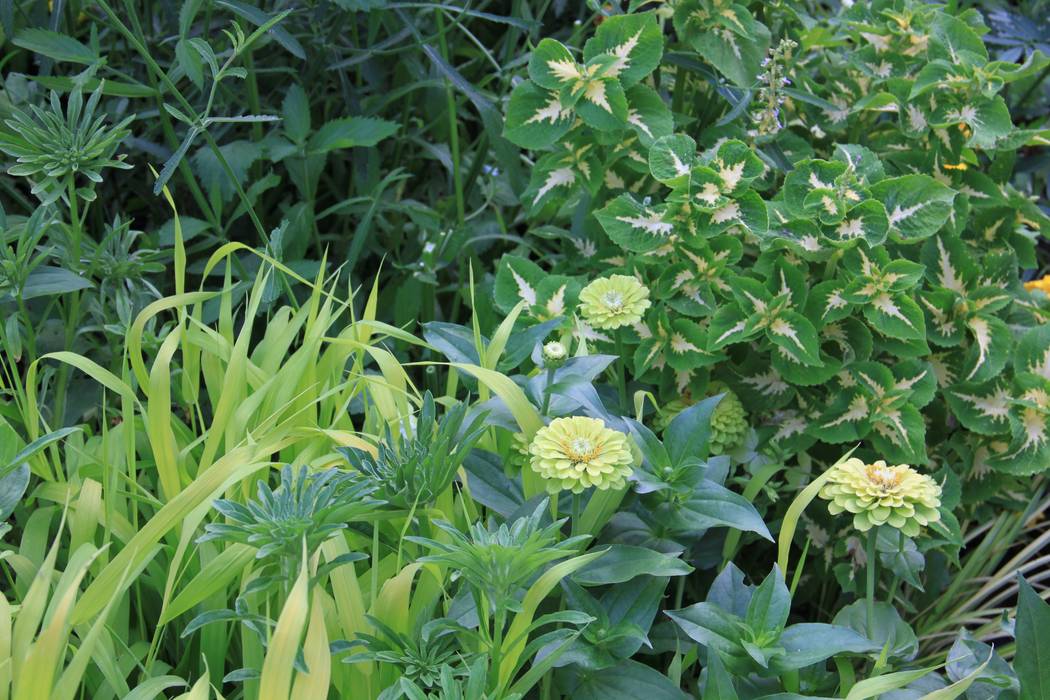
542 340 568 368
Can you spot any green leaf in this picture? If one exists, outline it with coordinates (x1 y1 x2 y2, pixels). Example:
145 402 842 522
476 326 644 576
745 566 790 635
307 117 398 153
673 0 770 87
765 310 822 366
833 600 919 662
21 266 95 300
595 194 675 253
771 623 877 672
862 292 926 342
176 38 204 89
1015 575 1050 700
571 660 689 699
529 38 580 92
869 175 956 243
649 134 697 185
282 84 311 144
215 0 305 59
504 81 574 149
13 29 99 64
572 545 693 585
574 76 629 131
624 84 673 146
667 481 772 540
583 12 664 87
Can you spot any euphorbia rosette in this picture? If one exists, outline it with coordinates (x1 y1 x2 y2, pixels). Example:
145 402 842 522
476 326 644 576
819 458 942 537
529 416 634 494
578 275 651 330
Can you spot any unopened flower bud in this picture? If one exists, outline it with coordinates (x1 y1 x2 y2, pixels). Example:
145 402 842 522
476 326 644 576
542 341 568 368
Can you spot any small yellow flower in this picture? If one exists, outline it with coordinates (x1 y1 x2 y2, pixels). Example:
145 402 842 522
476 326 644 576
1024 274 1050 295
578 275 651 330
529 416 634 494
818 458 941 537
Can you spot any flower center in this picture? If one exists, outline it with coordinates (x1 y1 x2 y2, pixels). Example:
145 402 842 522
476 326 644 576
601 291 624 311
567 438 595 462
865 464 901 488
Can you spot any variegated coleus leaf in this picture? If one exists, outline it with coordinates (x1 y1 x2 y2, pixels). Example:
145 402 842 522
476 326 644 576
711 275 823 366
955 314 1012 383
672 0 771 88
931 95 1014 151
595 193 676 253
928 11 989 66
823 200 889 247
757 217 829 259
813 361 928 463
833 144 885 184
649 134 697 186
582 11 664 88
987 373 1050 475
624 84 674 147
493 255 580 320
841 248 928 341
571 67 630 132
658 237 742 317
504 81 575 150
529 38 584 94
705 139 764 195
806 280 855 325
664 318 727 372
524 146 601 214
1014 325 1050 382
528 40 630 131
869 174 956 242
694 189 769 238
493 253 546 313
945 377 1014 436
730 354 795 410
920 232 977 294
754 252 810 309
772 317 874 388
784 159 849 218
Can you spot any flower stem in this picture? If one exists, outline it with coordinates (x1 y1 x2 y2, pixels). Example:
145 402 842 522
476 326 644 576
541 366 556 416
866 527 878 638
571 492 582 537
614 332 628 413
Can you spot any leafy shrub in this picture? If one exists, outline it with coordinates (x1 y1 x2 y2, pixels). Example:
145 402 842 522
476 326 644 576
497 0 1050 494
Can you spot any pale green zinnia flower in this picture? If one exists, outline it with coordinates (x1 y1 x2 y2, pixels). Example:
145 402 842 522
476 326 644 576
819 458 941 537
529 416 634 494
578 275 651 330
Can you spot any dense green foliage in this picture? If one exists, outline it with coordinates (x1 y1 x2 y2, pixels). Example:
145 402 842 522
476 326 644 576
0 1 1048 699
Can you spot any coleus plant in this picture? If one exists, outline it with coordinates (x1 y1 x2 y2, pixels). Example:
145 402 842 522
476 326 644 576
496 0 1050 488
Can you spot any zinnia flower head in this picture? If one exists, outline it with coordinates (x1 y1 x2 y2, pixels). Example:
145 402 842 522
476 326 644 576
819 458 941 537
529 416 634 494
578 275 651 330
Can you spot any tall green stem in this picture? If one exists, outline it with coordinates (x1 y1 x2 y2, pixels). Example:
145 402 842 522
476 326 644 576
54 177 84 425
614 333 627 413
541 366 556 416
866 527 878 638
570 492 582 537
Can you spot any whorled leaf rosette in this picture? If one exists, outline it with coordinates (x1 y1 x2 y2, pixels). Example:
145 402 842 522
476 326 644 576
819 458 941 537
529 416 634 494
578 275 651 330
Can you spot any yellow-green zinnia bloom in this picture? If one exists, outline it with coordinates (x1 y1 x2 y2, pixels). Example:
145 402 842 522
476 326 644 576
819 458 941 537
578 275 651 330
529 416 634 494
